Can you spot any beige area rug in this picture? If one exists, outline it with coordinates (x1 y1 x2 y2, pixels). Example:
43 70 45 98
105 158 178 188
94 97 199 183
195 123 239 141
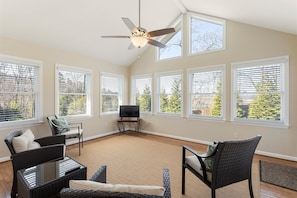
67 133 260 198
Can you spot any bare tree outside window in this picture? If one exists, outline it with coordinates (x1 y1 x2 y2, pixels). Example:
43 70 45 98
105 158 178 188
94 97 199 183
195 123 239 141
190 70 223 117
190 16 224 54
0 62 37 122
57 68 90 117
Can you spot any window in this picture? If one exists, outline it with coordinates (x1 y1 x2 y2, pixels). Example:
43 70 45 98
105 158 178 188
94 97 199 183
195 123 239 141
189 13 225 55
158 30 182 60
0 54 42 127
157 17 182 61
231 56 289 127
100 72 123 114
56 64 92 118
131 75 152 113
188 65 226 120
155 71 183 116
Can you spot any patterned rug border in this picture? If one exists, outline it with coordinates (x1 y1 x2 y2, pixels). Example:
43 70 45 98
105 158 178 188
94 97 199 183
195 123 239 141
260 160 297 192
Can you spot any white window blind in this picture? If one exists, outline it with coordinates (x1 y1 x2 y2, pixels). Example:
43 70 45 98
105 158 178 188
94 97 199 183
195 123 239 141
232 56 289 127
0 54 42 126
100 73 123 114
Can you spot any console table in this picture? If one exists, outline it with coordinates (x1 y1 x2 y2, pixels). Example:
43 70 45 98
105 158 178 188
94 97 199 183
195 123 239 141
17 156 87 198
117 118 141 133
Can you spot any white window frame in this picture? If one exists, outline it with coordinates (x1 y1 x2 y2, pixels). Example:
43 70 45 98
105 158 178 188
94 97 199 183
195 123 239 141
0 54 43 128
55 64 92 119
188 12 226 56
156 15 183 61
231 56 289 128
131 74 152 114
100 72 123 115
155 70 183 117
188 65 226 121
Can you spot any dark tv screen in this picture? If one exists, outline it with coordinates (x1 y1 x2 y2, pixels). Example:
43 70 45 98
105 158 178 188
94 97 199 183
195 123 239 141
119 105 139 118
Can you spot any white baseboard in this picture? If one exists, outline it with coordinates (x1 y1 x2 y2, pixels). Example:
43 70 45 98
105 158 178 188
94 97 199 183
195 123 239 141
0 156 10 163
66 130 118 145
2 130 296 163
255 150 297 162
141 130 297 162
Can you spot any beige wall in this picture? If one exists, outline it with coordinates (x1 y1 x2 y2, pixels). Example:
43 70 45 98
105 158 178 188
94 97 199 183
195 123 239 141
130 18 297 160
0 16 296 161
0 37 129 161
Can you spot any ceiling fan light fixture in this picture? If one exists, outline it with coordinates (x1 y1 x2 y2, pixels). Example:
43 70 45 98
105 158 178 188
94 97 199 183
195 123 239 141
131 36 148 48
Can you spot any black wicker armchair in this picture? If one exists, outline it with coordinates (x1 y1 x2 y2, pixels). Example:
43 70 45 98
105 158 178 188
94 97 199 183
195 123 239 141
60 165 171 198
4 130 66 198
182 135 261 198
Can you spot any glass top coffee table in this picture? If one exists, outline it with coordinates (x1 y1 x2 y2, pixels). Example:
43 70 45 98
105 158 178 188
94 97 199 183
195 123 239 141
17 156 87 198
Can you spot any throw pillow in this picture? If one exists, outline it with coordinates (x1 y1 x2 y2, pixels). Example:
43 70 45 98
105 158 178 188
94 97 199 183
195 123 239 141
28 141 41 150
69 180 165 196
203 142 218 172
12 129 40 153
52 118 70 134
12 133 29 153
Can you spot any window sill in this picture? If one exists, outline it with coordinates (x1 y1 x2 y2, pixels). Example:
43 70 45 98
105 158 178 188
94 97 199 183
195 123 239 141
0 120 43 130
231 119 289 129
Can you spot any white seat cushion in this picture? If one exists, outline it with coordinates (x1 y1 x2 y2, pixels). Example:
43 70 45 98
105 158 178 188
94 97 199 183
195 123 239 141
185 155 212 181
63 129 83 137
69 180 165 196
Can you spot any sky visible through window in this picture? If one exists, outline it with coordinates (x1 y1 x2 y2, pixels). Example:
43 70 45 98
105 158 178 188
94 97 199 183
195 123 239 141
159 30 182 60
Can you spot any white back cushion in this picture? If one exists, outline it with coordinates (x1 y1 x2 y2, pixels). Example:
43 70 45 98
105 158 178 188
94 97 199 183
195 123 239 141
12 129 40 153
69 180 165 196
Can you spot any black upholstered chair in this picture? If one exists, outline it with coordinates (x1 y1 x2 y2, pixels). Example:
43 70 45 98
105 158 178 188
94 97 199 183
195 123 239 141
60 165 171 198
182 135 261 198
47 115 83 155
4 131 65 198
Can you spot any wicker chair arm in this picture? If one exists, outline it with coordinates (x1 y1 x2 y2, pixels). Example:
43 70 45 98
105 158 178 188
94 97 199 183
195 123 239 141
183 145 208 180
35 135 66 146
12 144 65 171
89 165 107 183
68 122 83 128
162 168 171 198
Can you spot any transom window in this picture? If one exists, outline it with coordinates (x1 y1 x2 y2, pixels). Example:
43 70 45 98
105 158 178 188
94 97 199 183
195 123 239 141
188 65 225 120
131 75 152 113
0 54 42 127
231 56 289 127
100 72 123 114
56 64 92 117
157 16 182 61
155 71 183 116
189 13 226 55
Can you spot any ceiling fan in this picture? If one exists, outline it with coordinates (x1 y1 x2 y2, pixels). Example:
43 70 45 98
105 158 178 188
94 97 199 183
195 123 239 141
101 0 175 49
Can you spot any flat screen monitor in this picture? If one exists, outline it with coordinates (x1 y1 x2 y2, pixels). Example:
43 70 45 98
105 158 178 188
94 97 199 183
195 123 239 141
119 105 139 118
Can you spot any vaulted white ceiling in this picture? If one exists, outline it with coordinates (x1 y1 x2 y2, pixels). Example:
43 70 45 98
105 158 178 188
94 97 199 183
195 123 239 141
0 0 296 66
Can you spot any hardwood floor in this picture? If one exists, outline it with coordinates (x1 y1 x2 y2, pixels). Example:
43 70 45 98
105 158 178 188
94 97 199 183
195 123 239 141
1 132 296 198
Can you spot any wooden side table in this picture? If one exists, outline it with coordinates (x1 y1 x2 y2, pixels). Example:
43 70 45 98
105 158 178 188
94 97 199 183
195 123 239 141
117 118 141 133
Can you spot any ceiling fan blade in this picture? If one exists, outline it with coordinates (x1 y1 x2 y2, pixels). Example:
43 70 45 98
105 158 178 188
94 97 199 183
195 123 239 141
148 28 175 37
122 17 136 31
128 43 135 50
148 39 166 48
101 36 130 38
